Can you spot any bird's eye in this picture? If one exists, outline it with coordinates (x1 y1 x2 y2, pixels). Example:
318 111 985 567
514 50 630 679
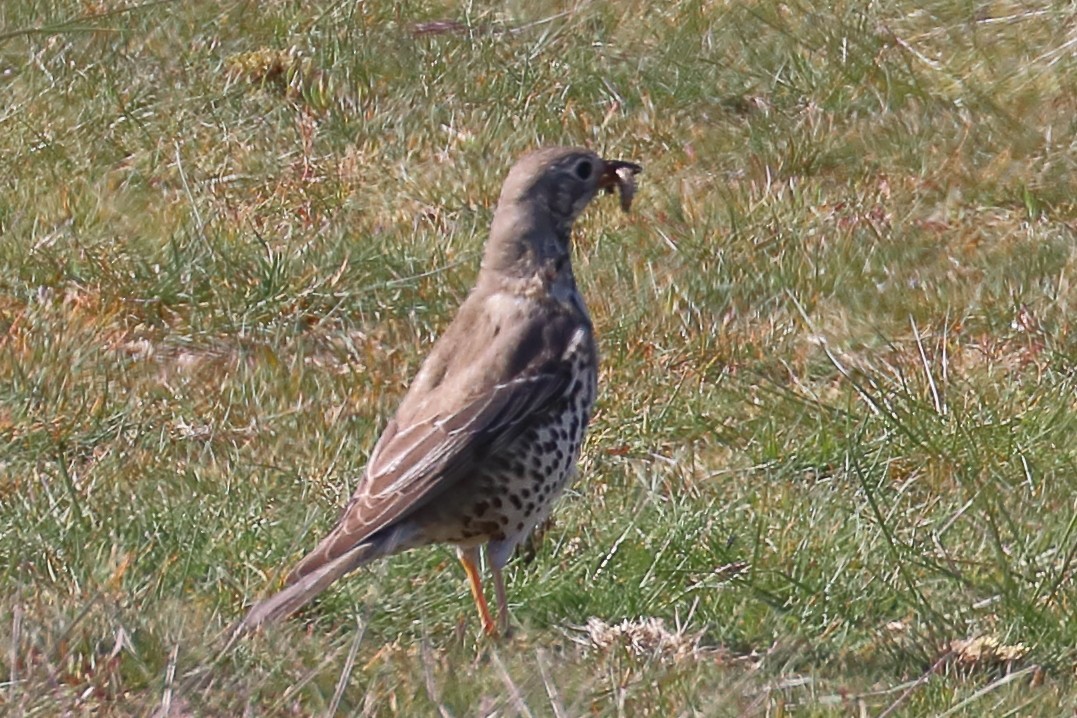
574 160 593 180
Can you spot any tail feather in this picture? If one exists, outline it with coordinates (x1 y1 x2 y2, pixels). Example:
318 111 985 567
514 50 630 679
240 541 373 630
239 523 420 632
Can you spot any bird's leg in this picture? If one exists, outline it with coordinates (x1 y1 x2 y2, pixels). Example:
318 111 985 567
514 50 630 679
491 560 510 636
458 546 497 636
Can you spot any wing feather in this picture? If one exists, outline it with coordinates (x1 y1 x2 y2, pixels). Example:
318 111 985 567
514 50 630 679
287 298 584 582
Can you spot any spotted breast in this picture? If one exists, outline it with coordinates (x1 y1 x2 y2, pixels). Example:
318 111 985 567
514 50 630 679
416 322 597 563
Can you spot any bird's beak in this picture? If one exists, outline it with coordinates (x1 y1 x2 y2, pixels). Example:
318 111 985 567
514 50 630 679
599 159 643 212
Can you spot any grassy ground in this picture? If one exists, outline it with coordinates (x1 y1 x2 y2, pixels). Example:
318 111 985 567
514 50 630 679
2 0 1075 714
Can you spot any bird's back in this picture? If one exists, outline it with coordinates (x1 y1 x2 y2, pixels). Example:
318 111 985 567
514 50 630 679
287 279 595 581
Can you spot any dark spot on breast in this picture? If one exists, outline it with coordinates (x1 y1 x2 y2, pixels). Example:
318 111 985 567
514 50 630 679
491 496 503 510
521 488 531 498
509 494 522 510
516 521 525 531
473 501 489 517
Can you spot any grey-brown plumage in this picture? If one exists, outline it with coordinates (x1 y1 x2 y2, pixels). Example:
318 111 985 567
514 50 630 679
242 147 642 634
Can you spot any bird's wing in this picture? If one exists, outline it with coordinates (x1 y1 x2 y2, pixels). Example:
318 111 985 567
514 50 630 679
287 300 585 581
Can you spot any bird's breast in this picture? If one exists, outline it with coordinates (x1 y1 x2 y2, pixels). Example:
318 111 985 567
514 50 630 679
421 328 598 550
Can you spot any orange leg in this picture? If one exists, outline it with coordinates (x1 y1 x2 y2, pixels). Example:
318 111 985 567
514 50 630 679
458 546 497 636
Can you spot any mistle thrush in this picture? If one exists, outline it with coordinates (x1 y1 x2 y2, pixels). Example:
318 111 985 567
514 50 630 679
242 147 642 635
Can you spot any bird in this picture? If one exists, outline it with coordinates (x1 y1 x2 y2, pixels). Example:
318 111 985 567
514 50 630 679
241 146 642 636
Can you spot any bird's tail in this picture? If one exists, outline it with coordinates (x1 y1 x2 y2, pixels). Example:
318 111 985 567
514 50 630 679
238 523 419 632
239 541 374 630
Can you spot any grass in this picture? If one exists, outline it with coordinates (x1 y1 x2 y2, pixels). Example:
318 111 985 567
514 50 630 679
1 0 1075 714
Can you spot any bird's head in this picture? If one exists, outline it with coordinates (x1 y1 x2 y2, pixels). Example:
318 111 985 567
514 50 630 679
484 147 642 278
